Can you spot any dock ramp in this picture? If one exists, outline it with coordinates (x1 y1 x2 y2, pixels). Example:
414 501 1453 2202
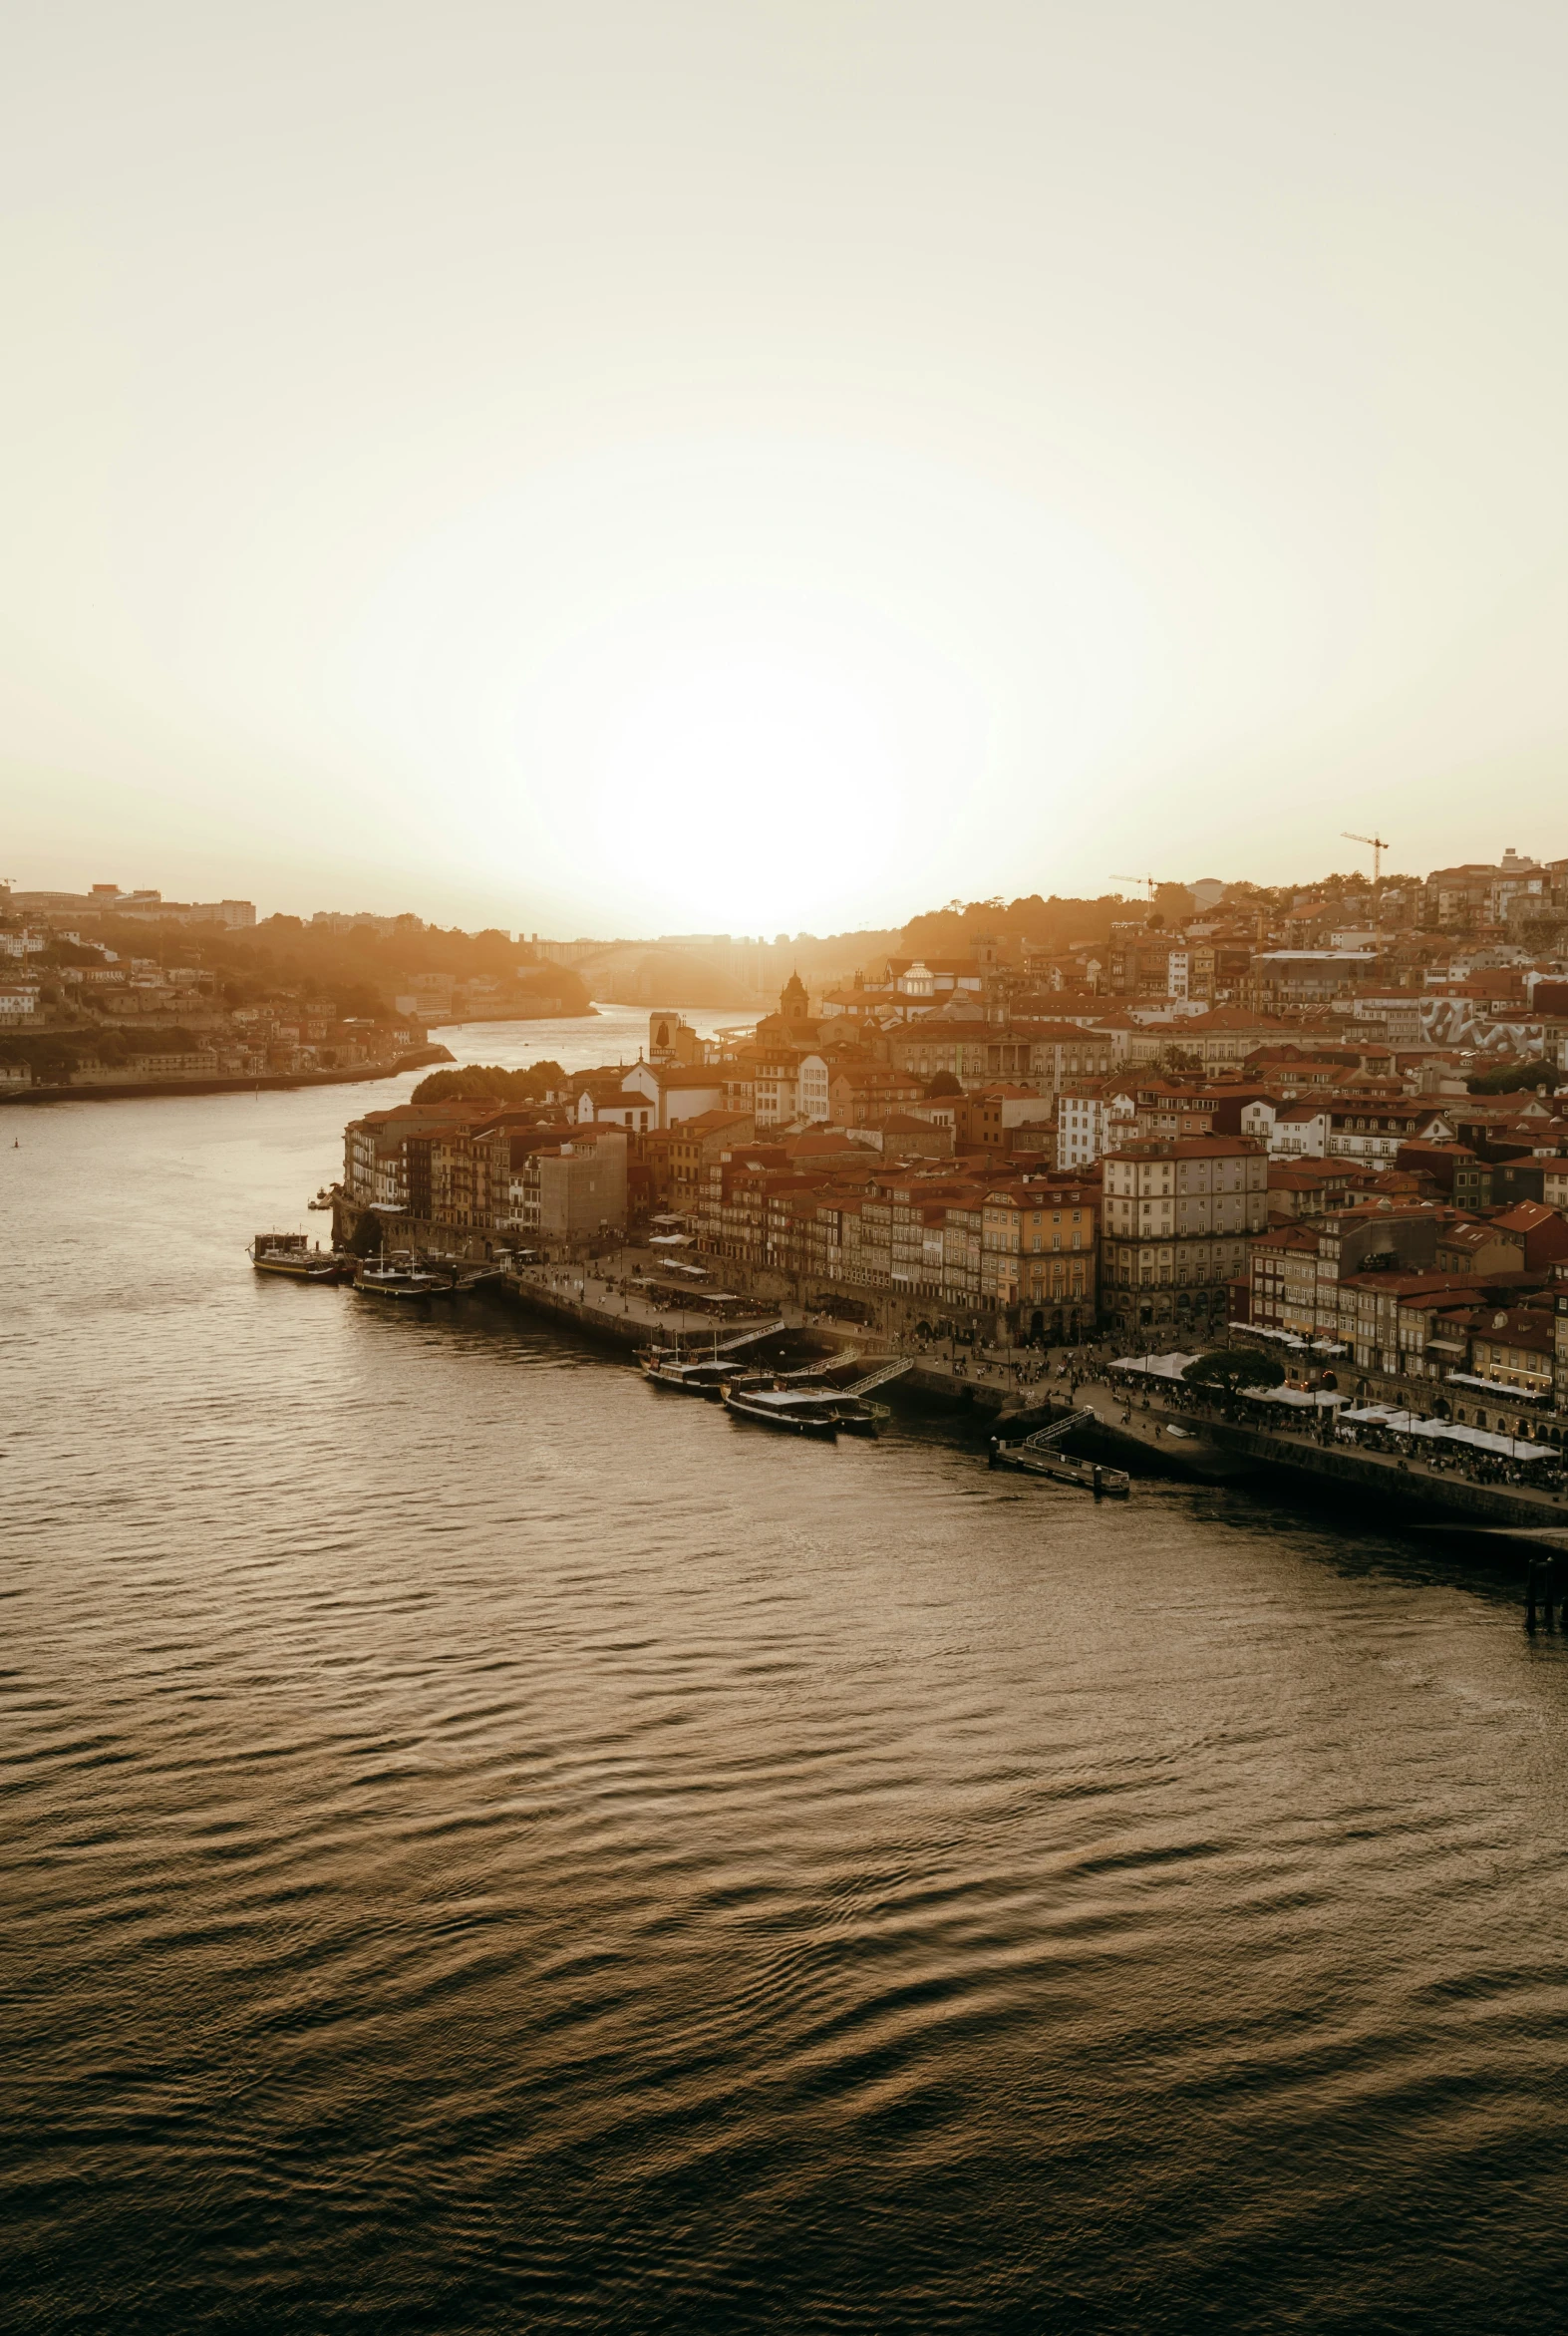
1023 1409 1096 1451
709 1319 787 1353
842 1358 913 1398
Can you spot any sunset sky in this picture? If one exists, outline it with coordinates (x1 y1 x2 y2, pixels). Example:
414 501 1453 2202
6 1 1568 935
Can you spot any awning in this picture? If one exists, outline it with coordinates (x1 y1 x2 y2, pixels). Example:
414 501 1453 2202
1238 1325 1348 1360
1110 1352 1203 1380
1244 1385 1344 1408
1444 1371 1551 1402
1410 1420 1556 1461
648 1233 692 1246
1342 1408 1557 1461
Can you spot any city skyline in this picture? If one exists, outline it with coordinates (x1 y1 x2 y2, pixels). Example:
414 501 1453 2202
5 834 1565 950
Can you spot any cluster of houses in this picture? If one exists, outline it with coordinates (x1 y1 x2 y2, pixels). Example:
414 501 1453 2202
0 925 422 1085
335 1005 1542 1367
337 888 1568 1443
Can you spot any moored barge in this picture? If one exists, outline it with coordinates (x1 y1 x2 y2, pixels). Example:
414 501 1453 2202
989 1436 1129 1497
354 1255 457 1300
722 1385 845 1439
250 1233 350 1283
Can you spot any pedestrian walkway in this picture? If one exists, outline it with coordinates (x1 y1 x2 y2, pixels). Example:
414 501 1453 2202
511 1253 804 1347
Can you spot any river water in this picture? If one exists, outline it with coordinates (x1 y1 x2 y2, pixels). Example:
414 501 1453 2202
7 1011 1568 2332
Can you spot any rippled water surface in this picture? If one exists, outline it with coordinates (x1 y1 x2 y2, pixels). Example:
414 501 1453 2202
7 1013 1568 2331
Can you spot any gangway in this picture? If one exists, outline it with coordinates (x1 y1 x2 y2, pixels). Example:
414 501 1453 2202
992 1408 1129 1497
775 1351 859 1381
646 1317 787 1363
708 1318 787 1353
1024 1409 1096 1450
841 1358 913 1398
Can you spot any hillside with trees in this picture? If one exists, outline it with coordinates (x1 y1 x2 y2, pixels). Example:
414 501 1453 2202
898 891 1170 957
83 913 593 1021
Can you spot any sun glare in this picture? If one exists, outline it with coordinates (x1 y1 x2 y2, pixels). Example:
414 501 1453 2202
345 438 1146 930
546 638 904 930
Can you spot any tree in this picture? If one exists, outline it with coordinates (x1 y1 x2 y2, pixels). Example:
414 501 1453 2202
1465 1059 1558 1096
1182 1348 1285 1392
411 1062 565 1106
925 1070 963 1097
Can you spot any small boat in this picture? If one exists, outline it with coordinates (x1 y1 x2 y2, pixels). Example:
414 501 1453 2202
640 1351 753 1396
250 1233 348 1283
722 1384 842 1439
354 1260 456 1300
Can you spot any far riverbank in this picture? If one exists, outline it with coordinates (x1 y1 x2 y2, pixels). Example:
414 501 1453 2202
0 1043 454 1108
429 1009 599 1028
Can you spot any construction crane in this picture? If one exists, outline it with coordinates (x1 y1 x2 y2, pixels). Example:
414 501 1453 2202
1111 873 1159 901
1343 832 1391 883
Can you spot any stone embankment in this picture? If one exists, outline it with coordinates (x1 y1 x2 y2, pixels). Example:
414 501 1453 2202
501 1265 677 1351
497 1263 1054 1401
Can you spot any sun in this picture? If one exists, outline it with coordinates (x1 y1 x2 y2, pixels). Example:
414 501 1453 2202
584 646 889 930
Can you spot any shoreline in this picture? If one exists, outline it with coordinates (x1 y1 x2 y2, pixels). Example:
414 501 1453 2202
321 1194 1568 1551
428 1009 599 1028
0 1044 453 1107
494 1267 1566 1547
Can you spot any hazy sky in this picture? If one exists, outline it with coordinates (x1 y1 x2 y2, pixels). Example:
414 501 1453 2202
6 1 1568 936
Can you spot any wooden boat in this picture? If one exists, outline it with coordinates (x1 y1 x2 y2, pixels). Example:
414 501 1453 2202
249 1234 348 1283
354 1258 456 1300
641 1353 748 1396
722 1384 842 1439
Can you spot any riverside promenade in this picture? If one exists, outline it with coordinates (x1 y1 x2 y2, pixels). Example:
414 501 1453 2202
502 1254 1064 1417
501 1256 808 1352
498 1257 1568 1542
1049 1372 1568 1537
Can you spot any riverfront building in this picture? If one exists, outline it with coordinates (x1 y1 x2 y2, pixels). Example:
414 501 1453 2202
1099 1136 1269 1340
